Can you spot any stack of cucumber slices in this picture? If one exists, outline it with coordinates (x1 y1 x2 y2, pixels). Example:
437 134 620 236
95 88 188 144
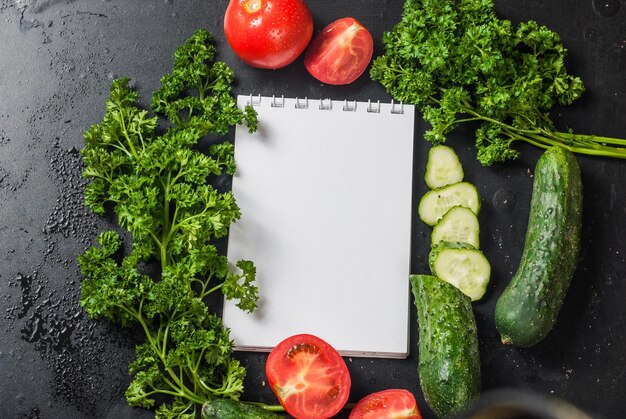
418 145 491 301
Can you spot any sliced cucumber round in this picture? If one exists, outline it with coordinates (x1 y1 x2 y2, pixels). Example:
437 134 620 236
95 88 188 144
418 182 480 226
425 145 464 189
429 242 491 301
432 206 480 249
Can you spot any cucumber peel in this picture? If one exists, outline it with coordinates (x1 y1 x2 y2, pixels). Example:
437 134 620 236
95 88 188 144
202 399 281 418
410 274 480 417
495 146 582 347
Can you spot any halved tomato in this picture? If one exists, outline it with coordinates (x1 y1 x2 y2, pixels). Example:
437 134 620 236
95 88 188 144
266 334 351 419
303 17 374 85
349 389 422 419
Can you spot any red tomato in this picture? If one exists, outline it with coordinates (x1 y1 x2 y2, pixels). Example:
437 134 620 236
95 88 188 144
349 389 422 419
266 334 351 419
223 0 313 69
304 17 374 85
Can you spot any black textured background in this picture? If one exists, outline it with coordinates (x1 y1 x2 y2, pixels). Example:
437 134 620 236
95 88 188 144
0 0 624 418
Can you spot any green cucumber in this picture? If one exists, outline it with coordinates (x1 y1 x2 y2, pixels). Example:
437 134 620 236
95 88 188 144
431 206 480 249
425 145 464 189
429 241 491 301
418 182 480 226
410 274 480 418
495 146 583 347
201 399 281 419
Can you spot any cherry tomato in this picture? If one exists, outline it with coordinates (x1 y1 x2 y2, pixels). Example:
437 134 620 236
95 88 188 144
304 17 374 85
349 389 422 419
223 0 313 69
266 334 351 419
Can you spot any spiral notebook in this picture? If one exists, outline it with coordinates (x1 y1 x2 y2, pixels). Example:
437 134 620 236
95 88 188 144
223 95 415 358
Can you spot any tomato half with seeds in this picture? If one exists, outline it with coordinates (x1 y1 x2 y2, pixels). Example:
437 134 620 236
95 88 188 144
349 389 422 419
223 0 313 69
304 17 374 85
266 334 351 419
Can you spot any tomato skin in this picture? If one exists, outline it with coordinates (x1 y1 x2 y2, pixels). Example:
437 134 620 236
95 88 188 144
349 389 422 419
224 0 313 69
266 334 351 419
304 17 374 85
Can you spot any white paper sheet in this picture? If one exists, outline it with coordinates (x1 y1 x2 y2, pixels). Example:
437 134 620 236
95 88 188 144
223 95 415 358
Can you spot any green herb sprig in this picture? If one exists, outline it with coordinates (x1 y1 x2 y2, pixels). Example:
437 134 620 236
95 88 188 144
371 0 626 165
79 29 260 418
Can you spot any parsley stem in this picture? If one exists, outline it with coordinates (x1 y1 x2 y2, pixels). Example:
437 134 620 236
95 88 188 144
160 312 173 360
160 172 174 270
461 106 543 137
556 131 626 146
526 132 626 158
116 101 139 159
201 283 223 299
458 105 626 159
122 304 204 405
107 141 133 158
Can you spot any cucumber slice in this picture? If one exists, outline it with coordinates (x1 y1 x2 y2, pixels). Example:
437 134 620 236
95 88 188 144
432 206 480 249
418 182 480 226
429 242 491 301
425 145 464 189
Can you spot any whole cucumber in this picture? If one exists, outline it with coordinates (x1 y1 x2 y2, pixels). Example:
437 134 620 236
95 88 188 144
495 146 582 347
201 398 281 419
410 274 480 418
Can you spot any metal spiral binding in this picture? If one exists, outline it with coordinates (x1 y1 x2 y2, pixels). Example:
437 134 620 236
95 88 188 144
247 94 262 107
244 95 405 114
343 100 357 112
271 95 285 108
390 100 404 114
367 99 381 113
319 98 333 111
295 97 309 109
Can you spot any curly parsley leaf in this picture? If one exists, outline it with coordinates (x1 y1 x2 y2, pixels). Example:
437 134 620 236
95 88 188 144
371 0 626 164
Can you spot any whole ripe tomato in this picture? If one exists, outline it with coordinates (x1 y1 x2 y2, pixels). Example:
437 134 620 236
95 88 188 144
349 389 423 419
223 0 313 69
266 334 351 419
304 17 374 85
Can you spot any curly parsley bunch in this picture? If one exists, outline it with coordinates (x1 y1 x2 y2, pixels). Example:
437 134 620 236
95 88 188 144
79 30 259 418
371 0 626 165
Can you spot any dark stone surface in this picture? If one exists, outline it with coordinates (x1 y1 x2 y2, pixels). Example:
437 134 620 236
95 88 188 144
0 1 624 418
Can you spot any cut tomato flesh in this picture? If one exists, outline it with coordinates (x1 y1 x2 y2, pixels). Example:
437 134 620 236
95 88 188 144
304 17 373 85
266 335 351 419
349 389 422 419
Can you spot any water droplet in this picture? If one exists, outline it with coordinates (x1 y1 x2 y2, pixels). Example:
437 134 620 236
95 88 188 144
583 27 603 43
607 41 626 70
592 0 621 17
492 188 517 213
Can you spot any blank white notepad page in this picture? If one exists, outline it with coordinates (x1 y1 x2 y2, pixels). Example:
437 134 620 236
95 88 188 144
223 95 415 358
